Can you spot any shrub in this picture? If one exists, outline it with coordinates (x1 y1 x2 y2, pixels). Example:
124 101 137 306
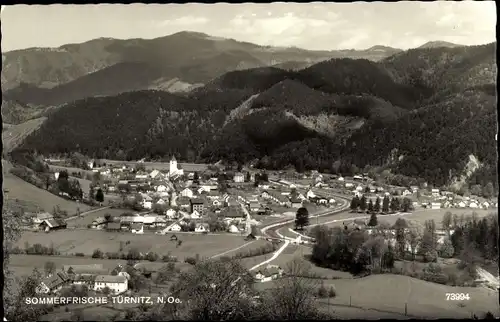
438 240 455 258
10 246 25 254
74 252 85 257
106 252 120 259
92 249 104 259
328 286 337 298
423 250 438 263
184 257 197 265
145 252 159 262
317 283 328 298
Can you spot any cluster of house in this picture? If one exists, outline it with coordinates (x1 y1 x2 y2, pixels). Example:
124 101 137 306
36 264 130 295
252 264 284 283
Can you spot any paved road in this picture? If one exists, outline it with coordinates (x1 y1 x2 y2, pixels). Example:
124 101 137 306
250 187 351 272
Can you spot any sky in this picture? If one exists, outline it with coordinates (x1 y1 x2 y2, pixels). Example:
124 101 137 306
1 2 496 52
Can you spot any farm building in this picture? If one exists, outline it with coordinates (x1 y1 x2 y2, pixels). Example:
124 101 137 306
94 275 128 294
32 212 54 225
39 219 67 232
36 271 71 294
91 217 107 229
253 265 284 282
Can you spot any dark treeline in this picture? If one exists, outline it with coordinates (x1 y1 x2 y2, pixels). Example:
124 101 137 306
11 45 497 192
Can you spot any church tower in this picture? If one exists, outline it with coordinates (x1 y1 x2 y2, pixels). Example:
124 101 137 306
169 156 178 175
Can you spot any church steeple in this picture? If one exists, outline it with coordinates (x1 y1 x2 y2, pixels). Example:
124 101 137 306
171 155 177 162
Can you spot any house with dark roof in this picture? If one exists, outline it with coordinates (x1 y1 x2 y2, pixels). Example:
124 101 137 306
190 198 205 213
36 271 71 294
91 217 107 229
32 212 54 224
39 219 67 232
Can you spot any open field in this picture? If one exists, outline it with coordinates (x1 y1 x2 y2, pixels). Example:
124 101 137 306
48 165 94 177
2 117 46 152
66 208 128 228
257 274 499 318
3 160 92 214
16 230 249 260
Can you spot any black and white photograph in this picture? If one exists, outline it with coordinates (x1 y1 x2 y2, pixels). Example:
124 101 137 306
1 2 498 321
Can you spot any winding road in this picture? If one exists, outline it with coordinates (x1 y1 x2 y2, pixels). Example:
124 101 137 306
250 184 352 271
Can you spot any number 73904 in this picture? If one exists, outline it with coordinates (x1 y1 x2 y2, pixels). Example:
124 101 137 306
445 293 470 301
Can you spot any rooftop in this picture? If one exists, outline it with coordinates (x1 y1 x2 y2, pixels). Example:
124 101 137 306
95 275 127 283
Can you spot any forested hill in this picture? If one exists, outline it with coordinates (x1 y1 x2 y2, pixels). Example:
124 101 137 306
12 44 498 192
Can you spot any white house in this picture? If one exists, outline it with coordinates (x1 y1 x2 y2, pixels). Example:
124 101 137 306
180 188 194 198
135 173 148 180
156 185 168 192
169 223 182 232
356 185 364 192
306 189 316 200
212 199 222 207
195 224 209 233
402 189 412 196
131 223 144 234
156 198 167 206
431 189 440 197
141 199 152 209
482 201 491 209
457 201 467 208
328 198 336 204
190 210 201 219
431 202 441 210
345 182 354 188
228 224 240 233
469 202 479 208
234 172 245 183
338 176 345 182
166 209 177 219
94 275 128 294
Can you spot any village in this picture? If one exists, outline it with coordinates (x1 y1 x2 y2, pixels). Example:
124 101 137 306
26 155 497 237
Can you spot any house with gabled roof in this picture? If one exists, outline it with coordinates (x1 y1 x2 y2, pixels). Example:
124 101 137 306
190 210 201 220
32 212 54 225
39 219 67 232
94 275 128 294
36 271 71 294
195 223 210 233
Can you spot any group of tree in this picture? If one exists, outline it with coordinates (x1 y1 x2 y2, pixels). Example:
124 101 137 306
56 170 84 200
445 212 499 262
310 225 396 275
350 195 412 214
